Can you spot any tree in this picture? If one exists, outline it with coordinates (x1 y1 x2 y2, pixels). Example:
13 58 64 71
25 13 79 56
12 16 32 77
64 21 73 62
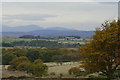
16 61 31 72
2 53 16 65
8 57 48 77
2 42 13 47
68 67 81 76
26 49 40 62
9 56 29 70
80 20 120 78
12 48 28 57
19 35 35 39
29 59 48 77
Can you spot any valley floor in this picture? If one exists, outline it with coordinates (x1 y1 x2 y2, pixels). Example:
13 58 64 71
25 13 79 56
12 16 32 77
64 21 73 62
1 62 86 78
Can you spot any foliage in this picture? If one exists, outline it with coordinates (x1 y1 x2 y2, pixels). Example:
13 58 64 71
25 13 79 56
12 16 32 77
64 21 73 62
8 57 48 77
88 75 107 78
80 20 120 78
2 40 81 48
50 72 56 76
26 49 41 62
16 61 31 71
2 48 82 65
19 35 52 39
9 56 30 70
68 67 81 76
12 48 28 57
2 52 16 65
19 35 39 39
2 42 13 47
29 59 48 77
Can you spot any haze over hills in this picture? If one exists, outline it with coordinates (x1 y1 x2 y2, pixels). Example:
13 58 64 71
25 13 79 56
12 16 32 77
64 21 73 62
45 27 72 31
2 25 95 38
2 25 43 32
29 30 94 38
2 25 74 32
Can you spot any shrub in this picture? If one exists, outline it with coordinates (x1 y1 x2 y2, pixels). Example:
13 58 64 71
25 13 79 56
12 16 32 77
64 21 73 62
29 62 48 77
16 61 31 72
68 67 81 76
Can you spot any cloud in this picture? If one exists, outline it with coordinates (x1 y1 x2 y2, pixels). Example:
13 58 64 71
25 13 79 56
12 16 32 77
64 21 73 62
91 0 119 2
3 14 57 21
2 2 118 30
1 0 119 2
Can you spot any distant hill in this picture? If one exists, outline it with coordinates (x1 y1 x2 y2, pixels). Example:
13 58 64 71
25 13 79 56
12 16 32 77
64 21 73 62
29 30 95 38
2 25 95 38
45 27 72 30
2 25 73 32
2 30 95 38
2 25 43 32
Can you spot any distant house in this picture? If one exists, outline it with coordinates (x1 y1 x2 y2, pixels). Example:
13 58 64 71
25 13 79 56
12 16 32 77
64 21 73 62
65 36 81 40
58 36 92 41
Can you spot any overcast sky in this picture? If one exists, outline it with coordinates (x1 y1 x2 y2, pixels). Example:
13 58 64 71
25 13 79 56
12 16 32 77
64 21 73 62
2 2 118 30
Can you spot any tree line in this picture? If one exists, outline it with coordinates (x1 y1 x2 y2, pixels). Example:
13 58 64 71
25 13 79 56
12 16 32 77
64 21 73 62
2 47 82 65
2 40 81 48
2 47 82 77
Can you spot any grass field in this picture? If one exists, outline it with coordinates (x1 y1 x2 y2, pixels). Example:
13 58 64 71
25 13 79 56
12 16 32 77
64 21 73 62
2 38 89 45
46 62 81 76
2 62 83 78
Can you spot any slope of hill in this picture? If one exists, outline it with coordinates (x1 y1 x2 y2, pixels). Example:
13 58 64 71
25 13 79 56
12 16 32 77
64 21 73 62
2 25 95 38
2 30 94 38
2 25 43 32
29 30 94 38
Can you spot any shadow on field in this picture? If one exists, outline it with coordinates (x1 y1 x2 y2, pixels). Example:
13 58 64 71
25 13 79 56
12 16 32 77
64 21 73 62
1 77 119 80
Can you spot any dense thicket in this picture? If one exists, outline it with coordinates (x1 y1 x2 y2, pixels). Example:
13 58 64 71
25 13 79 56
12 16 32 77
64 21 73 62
8 56 48 77
2 40 81 48
19 35 53 39
2 47 82 65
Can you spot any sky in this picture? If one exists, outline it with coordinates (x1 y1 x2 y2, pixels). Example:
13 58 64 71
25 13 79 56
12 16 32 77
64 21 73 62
1 2 118 31
1 0 120 2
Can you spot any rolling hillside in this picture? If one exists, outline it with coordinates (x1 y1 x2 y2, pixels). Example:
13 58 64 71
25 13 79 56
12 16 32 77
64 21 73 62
2 25 95 38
